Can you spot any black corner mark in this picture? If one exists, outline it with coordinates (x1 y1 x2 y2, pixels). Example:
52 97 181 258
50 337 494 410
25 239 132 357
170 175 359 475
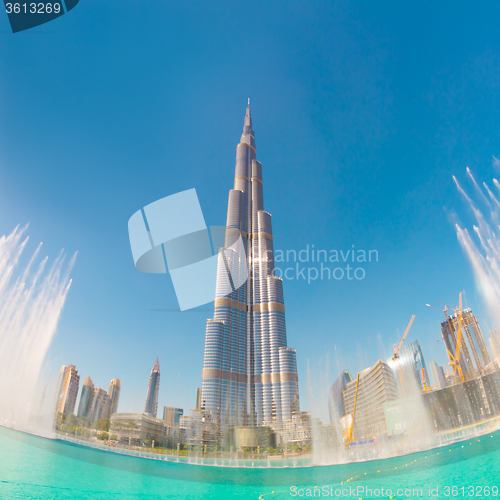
3 0 79 33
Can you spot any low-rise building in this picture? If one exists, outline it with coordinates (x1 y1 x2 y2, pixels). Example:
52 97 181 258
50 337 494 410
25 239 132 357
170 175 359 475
163 407 183 425
271 412 312 448
110 412 184 447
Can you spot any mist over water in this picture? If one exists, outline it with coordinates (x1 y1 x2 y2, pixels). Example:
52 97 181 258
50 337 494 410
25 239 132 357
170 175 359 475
454 167 500 328
0 225 75 436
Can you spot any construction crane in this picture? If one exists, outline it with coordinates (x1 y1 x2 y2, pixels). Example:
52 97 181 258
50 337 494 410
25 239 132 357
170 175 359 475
391 315 415 397
426 300 457 378
448 292 465 383
421 368 435 392
347 373 360 446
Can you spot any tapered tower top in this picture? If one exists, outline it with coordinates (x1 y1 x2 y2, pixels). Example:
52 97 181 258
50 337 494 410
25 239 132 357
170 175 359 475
241 99 255 148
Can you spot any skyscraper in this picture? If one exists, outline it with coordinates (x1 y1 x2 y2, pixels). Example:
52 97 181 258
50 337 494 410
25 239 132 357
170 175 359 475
145 358 160 417
89 388 110 423
195 388 202 410
329 370 353 425
428 360 447 390
77 376 94 419
56 364 80 416
390 339 428 396
108 378 121 417
201 103 300 428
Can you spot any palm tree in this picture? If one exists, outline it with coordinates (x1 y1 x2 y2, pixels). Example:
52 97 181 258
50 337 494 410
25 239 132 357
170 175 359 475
54 412 65 431
127 421 138 446
114 422 124 443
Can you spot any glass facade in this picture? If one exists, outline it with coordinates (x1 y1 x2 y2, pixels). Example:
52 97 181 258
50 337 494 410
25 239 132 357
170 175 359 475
390 339 428 396
77 376 94 418
329 370 353 424
108 379 121 417
201 103 300 428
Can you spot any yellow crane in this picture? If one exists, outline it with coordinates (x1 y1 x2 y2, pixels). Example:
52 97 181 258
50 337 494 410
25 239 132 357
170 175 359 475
391 315 416 397
347 373 360 446
448 292 466 383
421 367 435 392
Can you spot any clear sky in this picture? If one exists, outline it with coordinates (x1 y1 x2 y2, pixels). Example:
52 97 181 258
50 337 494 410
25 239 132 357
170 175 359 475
1 1 500 421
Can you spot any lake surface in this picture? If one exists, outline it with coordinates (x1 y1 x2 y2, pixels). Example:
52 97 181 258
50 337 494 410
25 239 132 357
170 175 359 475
1 425 499 499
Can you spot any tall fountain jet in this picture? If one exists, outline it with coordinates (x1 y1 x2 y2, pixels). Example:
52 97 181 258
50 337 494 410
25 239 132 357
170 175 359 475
201 102 300 429
454 167 500 331
0 225 75 436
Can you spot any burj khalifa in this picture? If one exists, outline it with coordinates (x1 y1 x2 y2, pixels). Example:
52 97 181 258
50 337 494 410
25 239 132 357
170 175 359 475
201 102 300 429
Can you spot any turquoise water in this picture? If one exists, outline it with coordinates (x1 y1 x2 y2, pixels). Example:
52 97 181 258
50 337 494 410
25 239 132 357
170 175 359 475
0 426 499 499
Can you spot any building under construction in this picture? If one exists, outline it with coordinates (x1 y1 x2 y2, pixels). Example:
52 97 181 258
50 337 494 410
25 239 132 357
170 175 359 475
441 308 491 378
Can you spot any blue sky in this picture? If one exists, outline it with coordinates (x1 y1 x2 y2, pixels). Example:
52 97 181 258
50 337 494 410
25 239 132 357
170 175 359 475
1 1 500 420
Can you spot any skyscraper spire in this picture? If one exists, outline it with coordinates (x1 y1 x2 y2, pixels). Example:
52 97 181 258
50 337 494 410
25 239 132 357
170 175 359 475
201 104 300 430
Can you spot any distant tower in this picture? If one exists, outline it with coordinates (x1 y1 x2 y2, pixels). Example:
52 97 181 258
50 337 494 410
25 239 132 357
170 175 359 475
108 379 121 417
89 388 110 423
428 360 447 390
56 364 80 416
77 376 94 418
195 387 202 410
329 370 353 425
163 407 183 425
145 358 160 417
390 339 428 396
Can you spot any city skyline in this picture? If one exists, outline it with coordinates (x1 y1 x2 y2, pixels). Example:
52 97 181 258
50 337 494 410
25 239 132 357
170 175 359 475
59 368 121 423
3 3 500 422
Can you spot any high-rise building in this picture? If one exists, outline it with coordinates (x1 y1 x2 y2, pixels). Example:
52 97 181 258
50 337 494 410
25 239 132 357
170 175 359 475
342 360 397 442
390 339 428 396
163 407 183 425
108 379 121 417
442 308 491 377
428 360 447 390
328 370 353 425
145 358 160 417
56 364 80 416
77 376 94 419
200 103 300 428
195 388 202 410
89 388 110 423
